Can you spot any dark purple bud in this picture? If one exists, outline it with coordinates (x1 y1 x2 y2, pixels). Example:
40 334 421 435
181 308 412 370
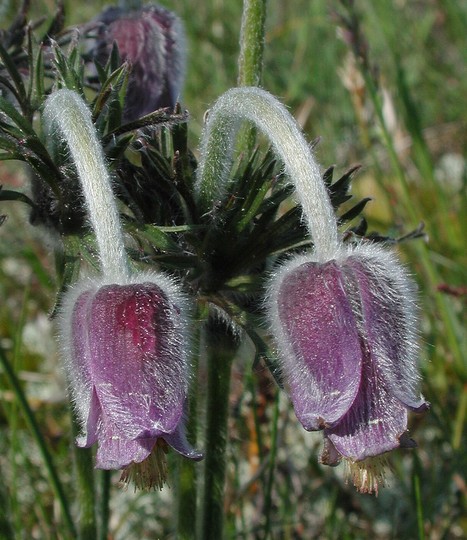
91 4 186 121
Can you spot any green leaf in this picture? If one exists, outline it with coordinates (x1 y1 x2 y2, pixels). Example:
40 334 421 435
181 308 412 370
0 75 21 102
41 1 66 43
33 43 45 105
92 63 129 120
0 95 35 135
0 41 26 102
130 223 186 254
255 180 293 217
0 187 36 208
101 108 189 146
339 197 372 223
52 42 84 94
329 165 361 208
0 135 19 152
323 165 335 187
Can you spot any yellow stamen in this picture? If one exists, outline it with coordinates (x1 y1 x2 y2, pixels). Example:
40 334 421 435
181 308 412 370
344 455 389 495
119 439 169 491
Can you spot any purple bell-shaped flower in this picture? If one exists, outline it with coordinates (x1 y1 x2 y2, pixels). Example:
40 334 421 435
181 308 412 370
61 275 201 489
45 90 201 489
267 245 428 492
195 87 428 493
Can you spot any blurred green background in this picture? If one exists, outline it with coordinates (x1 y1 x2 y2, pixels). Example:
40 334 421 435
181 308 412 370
0 0 465 538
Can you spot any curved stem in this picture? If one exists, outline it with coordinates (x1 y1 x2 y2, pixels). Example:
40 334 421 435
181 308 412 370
43 89 130 282
195 87 339 260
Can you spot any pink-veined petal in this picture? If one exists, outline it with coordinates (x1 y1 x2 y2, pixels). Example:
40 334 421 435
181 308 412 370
74 282 187 439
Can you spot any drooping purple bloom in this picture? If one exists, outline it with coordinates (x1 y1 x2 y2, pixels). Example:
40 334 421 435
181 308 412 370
90 4 186 121
267 243 427 488
59 273 201 486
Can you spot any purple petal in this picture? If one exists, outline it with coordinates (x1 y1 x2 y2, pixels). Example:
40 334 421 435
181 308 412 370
76 387 101 448
325 343 408 461
95 423 156 469
72 282 187 440
164 422 204 461
344 247 427 412
94 422 202 470
275 260 362 430
67 287 96 427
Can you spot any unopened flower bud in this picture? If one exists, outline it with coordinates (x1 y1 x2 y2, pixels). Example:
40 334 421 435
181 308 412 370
91 3 186 121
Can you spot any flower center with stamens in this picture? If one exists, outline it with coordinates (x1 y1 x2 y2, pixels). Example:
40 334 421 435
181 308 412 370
344 455 389 495
119 439 169 491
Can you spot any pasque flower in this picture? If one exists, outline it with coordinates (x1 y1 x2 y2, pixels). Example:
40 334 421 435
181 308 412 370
267 246 428 492
196 87 427 493
44 89 201 489
91 2 186 121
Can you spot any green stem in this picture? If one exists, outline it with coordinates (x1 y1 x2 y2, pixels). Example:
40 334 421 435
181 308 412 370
412 470 425 540
98 471 111 540
0 347 76 538
200 318 237 540
237 0 268 156
237 0 267 87
176 313 201 539
71 410 97 540
263 390 280 540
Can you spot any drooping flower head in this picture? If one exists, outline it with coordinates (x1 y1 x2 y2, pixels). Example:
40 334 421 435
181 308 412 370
90 3 186 121
267 245 428 493
44 89 201 489
196 87 427 493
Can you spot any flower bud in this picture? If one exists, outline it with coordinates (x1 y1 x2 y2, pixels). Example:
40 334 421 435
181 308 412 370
91 4 186 121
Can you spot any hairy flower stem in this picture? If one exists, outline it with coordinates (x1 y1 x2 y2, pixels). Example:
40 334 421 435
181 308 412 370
43 89 130 536
176 315 201 539
200 319 237 540
98 471 111 540
195 87 339 261
71 409 97 540
237 0 267 87
43 90 130 282
237 0 267 154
